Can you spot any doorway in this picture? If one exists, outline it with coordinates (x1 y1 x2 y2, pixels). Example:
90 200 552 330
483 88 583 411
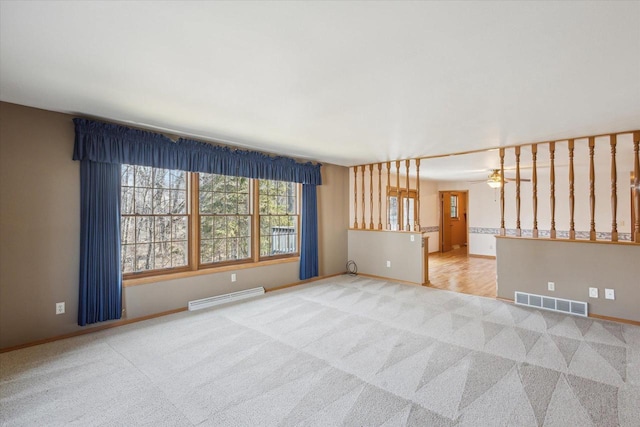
439 191 468 252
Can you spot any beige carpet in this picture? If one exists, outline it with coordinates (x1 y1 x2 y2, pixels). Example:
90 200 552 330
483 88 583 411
1 275 639 426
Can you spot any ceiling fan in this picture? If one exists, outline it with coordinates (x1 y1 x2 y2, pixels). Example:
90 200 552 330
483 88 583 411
470 169 531 188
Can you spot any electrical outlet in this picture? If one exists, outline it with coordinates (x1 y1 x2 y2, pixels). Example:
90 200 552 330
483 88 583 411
547 282 555 291
589 287 598 298
386 260 391 268
410 235 415 242
489 244 493 250
231 273 237 282
56 302 65 315
605 288 615 300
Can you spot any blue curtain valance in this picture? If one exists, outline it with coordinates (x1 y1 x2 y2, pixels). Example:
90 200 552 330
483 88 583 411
73 118 322 185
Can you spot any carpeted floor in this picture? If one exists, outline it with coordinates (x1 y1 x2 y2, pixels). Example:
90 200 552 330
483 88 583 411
1 275 639 426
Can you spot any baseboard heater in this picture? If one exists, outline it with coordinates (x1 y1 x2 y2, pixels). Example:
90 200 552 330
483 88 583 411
188 287 265 311
514 291 588 317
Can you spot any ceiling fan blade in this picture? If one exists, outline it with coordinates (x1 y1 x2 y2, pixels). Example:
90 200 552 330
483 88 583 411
504 177 531 182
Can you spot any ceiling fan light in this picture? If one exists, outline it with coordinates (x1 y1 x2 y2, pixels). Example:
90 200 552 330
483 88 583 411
487 180 502 188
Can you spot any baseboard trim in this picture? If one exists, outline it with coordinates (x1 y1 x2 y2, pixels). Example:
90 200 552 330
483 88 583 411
468 254 497 259
1 273 345 353
496 296 640 326
356 272 423 286
0 307 187 354
589 313 640 326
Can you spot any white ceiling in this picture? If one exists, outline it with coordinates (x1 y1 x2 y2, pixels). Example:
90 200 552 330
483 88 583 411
1 1 639 172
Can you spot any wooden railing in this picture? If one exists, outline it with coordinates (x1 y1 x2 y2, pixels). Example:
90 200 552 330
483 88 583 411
495 130 640 243
350 129 640 244
352 158 422 231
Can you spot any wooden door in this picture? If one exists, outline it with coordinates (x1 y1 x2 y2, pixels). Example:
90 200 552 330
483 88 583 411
440 192 453 252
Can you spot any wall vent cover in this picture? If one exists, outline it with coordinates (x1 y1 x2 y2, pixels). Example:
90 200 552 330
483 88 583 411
514 291 588 317
188 287 265 311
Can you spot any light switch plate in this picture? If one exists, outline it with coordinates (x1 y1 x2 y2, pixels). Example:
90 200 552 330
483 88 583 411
589 287 598 298
605 288 615 300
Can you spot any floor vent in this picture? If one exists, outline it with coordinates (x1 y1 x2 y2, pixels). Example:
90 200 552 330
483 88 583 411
188 287 265 311
514 291 588 317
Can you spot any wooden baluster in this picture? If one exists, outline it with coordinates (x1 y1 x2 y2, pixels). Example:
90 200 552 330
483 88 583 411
405 160 411 231
610 135 618 242
515 146 521 237
361 165 366 229
369 164 374 229
589 137 596 240
378 163 383 230
569 139 576 240
386 162 391 230
549 142 556 239
415 159 421 231
634 132 640 243
532 144 538 238
499 148 506 236
396 160 401 231
353 167 358 229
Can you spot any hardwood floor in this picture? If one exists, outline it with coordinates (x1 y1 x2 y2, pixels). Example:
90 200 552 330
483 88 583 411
427 247 497 298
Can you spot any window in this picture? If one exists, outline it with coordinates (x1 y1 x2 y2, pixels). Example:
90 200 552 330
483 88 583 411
388 187 417 231
450 194 458 219
121 165 300 277
259 180 299 257
121 165 189 274
199 174 251 265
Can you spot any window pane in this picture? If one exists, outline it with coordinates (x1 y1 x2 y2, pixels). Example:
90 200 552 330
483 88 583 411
213 239 226 262
171 190 187 214
154 216 171 243
121 164 135 186
199 173 213 192
173 216 187 240
154 169 170 188
198 172 253 265
213 216 226 238
121 165 189 274
258 179 299 257
171 241 188 266
199 191 213 214
238 216 250 237
389 196 398 230
154 242 172 269
135 166 153 188
121 187 134 215
136 243 154 271
237 193 249 214
121 216 136 244
238 237 250 259
170 170 187 189
201 239 213 264
200 216 213 240
134 188 153 214
136 217 154 243
121 244 135 273
153 188 170 214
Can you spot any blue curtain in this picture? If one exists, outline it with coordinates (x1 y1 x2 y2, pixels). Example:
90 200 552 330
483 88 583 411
74 118 322 325
78 160 122 326
300 184 319 280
